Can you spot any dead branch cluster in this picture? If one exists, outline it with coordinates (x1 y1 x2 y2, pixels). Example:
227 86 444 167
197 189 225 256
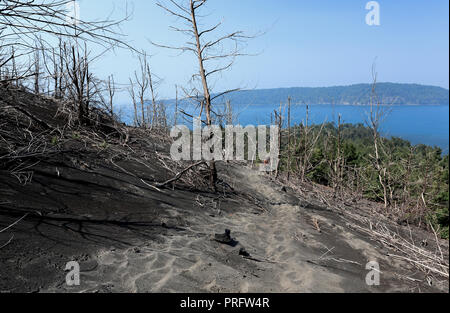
0 0 131 54
275 154 449 284
0 0 138 127
0 0 255 193
344 210 449 281
128 52 168 131
0 93 60 182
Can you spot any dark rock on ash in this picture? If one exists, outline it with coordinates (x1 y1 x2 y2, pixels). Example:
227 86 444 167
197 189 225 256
214 229 238 247
239 247 251 258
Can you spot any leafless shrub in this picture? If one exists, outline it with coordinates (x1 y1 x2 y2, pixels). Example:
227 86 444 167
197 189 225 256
345 213 449 280
127 52 167 131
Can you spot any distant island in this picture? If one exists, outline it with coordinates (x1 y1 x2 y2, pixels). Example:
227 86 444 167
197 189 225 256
211 83 449 106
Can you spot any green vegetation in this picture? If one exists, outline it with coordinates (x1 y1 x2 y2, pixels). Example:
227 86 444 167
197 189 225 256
278 122 449 238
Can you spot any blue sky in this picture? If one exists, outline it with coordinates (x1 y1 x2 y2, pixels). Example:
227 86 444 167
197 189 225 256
78 0 449 101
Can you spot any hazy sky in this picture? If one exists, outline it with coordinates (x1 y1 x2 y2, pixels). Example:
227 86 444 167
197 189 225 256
78 0 449 101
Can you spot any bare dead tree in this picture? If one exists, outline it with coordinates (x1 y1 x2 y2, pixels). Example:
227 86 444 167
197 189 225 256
154 0 254 190
299 104 310 181
287 96 292 181
107 74 115 116
7 46 19 85
274 103 283 178
294 104 326 182
128 77 139 127
36 39 61 97
333 114 344 194
0 0 136 96
366 68 391 209
322 115 344 195
62 42 92 125
174 84 179 126
129 53 150 128
33 45 41 94
0 46 35 85
51 46 60 97
147 63 157 129
0 45 13 82
127 53 165 130
57 38 65 98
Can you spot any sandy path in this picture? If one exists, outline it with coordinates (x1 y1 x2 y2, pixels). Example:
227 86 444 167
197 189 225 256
46 165 440 293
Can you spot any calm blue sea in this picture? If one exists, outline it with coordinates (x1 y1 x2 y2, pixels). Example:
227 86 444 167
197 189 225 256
118 104 449 153
235 104 449 152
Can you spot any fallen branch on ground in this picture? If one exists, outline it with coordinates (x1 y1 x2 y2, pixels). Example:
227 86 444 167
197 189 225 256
0 235 14 249
388 254 448 278
140 179 162 192
156 161 206 188
0 213 29 233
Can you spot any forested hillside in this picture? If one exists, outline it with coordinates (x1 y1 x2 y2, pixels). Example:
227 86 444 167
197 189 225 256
214 83 449 105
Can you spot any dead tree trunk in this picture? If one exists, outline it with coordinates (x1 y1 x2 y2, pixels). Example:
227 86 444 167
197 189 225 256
368 73 389 209
174 84 179 126
107 75 115 116
34 48 40 94
154 0 253 191
274 103 283 179
188 1 217 189
287 97 292 180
